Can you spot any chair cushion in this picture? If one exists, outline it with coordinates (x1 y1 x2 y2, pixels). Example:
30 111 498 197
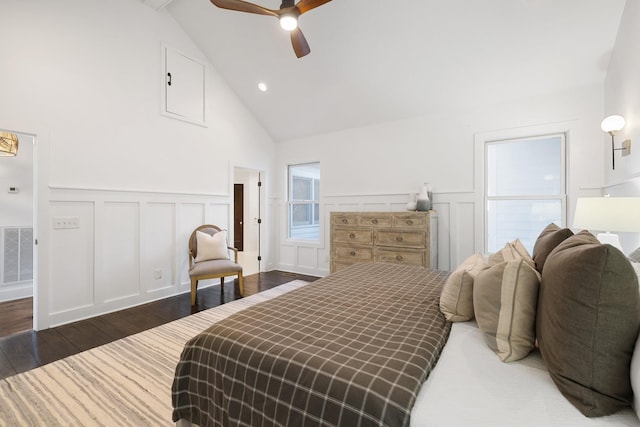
190 258 242 276
194 230 229 262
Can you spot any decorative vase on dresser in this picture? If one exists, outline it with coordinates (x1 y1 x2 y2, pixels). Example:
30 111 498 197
329 211 438 273
416 183 432 211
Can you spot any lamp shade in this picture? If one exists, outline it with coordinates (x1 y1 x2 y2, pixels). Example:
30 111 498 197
600 115 626 133
0 132 18 157
573 197 640 232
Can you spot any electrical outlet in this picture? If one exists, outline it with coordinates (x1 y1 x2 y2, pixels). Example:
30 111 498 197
154 269 163 280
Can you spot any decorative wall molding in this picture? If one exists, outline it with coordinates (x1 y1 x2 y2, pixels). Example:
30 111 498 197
275 191 476 278
46 187 233 327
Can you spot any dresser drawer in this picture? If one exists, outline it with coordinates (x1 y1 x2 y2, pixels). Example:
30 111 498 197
358 214 392 227
332 214 359 226
334 245 373 262
375 248 426 266
375 230 426 248
333 227 373 244
393 214 428 229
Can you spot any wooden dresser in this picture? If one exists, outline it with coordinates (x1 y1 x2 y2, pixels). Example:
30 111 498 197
330 211 437 273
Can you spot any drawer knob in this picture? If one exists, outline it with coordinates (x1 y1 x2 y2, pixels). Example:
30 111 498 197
406 220 413 225
396 255 404 261
342 219 348 223
349 233 356 239
396 236 403 242
372 219 378 224
350 251 356 256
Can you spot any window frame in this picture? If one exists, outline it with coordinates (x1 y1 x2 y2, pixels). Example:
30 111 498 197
287 162 321 242
483 133 567 253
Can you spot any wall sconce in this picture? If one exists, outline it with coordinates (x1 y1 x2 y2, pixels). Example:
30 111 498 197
601 115 631 169
0 131 19 157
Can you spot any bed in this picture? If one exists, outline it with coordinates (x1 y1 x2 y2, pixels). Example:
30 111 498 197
172 263 450 426
172 228 640 427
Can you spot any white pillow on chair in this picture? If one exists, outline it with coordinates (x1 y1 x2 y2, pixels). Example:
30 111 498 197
194 230 230 262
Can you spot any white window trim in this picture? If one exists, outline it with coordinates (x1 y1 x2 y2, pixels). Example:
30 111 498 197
474 122 572 253
287 162 321 243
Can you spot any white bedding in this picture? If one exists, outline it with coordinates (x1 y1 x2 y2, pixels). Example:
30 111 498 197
411 321 640 427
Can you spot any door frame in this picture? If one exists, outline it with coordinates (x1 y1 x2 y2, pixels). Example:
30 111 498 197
0 128 38 331
232 166 265 273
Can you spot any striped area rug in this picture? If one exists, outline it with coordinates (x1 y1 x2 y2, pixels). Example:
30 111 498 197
0 280 310 426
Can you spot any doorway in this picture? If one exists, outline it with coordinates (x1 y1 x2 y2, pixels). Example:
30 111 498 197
233 184 244 251
233 167 262 276
0 131 35 338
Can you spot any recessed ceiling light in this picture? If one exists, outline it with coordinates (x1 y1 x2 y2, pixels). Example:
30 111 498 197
257 82 268 92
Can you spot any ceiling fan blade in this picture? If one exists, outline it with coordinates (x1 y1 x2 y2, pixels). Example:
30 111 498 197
209 0 278 16
290 27 311 58
295 0 332 15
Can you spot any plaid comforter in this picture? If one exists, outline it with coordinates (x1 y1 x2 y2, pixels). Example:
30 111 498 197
172 263 451 427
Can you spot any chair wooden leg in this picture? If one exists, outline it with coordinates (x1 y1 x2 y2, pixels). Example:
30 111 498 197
238 272 244 297
190 278 198 306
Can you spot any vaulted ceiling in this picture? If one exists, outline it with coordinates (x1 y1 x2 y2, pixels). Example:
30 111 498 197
159 0 626 141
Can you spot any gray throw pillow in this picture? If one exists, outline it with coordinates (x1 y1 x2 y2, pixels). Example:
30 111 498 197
531 223 573 273
537 231 640 417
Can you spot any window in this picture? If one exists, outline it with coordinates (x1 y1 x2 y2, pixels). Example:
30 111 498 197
288 162 320 241
485 134 566 253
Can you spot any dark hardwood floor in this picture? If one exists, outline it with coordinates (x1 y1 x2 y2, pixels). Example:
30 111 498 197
0 297 33 338
0 271 318 381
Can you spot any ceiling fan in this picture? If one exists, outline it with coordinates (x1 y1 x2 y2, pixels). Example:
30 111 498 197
209 0 332 58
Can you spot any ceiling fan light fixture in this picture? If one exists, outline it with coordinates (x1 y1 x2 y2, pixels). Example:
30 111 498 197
279 14 298 31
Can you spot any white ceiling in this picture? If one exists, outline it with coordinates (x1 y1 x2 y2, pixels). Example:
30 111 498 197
165 0 626 141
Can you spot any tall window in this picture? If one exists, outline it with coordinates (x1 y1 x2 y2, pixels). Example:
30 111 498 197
288 162 320 241
485 134 566 253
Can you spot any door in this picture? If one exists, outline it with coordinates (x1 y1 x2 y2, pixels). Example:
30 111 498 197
234 184 244 251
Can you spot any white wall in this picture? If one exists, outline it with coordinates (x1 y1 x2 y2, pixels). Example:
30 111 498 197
604 0 640 184
603 0 640 252
0 0 276 329
275 83 606 276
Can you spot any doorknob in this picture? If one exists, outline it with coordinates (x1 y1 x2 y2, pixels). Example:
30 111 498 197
239 222 243 224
